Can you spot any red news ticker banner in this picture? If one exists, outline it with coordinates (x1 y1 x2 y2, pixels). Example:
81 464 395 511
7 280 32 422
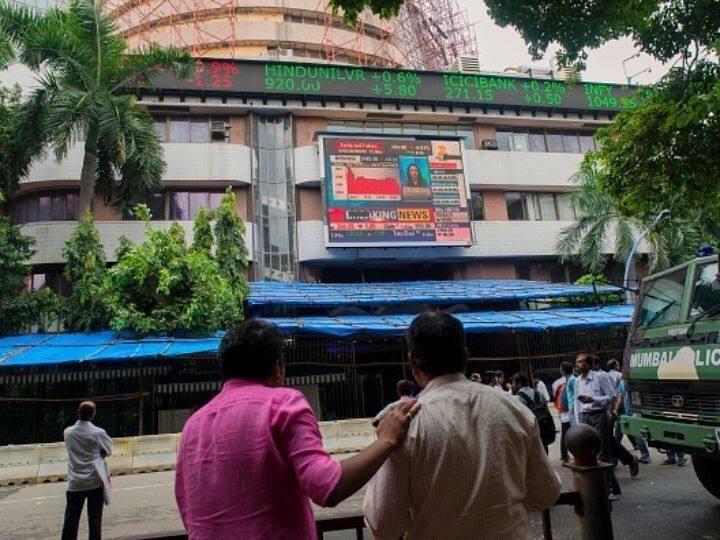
322 137 472 247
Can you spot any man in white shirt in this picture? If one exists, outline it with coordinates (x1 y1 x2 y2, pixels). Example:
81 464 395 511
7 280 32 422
575 354 623 498
364 312 561 539
532 374 550 401
62 401 113 540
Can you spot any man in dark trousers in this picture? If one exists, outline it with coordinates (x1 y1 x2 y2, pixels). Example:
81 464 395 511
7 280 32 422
574 354 621 499
62 401 112 540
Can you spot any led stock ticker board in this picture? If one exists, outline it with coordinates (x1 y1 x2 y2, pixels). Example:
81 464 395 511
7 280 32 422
154 59 643 111
320 137 472 247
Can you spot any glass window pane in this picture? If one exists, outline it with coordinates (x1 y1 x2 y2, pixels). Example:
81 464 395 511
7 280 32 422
636 268 687 328
364 122 382 134
209 192 224 211
24 198 38 222
537 194 558 220
154 119 166 141
147 192 165 220
505 192 525 220
512 132 529 152
188 192 210 219
420 124 439 135
382 123 402 134
51 193 66 220
690 262 720 318
579 133 595 153
557 193 576 220
283 117 292 147
169 117 190 143
563 133 580 153
529 132 546 152
402 124 421 135
190 118 209 143
169 192 189 220
546 132 564 152
496 131 512 151
65 193 78 220
38 195 51 221
457 128 475 149
32 273 46 291
470 192 484 220
525 193 538 220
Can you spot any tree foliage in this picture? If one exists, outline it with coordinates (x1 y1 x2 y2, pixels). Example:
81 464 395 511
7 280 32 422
557 165 710 274
103 191 249 335
484 0 719 67
0 85 41 197
327 0 403 24
592 62 720 234
61 213 110 331
0 0 195 215
0 218 59 336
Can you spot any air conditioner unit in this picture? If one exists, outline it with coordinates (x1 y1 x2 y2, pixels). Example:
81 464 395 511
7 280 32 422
210 121 227 139
482 138 499 150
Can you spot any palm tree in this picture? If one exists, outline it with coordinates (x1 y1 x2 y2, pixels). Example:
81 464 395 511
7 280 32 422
556 163 705 275
0 0 195 216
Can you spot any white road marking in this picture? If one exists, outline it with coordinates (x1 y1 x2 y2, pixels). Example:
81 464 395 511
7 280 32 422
0 482 174 505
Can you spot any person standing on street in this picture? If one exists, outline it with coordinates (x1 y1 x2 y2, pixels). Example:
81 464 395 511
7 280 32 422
574 354 623 499
364 312 560 539
532 373 550 401
372 379 415 427
552 362 576 463
176 320 420 540
62 401 113 540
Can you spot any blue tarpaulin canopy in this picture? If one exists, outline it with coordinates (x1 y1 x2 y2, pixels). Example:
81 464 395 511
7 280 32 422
247 280 619 311
0 305 633 368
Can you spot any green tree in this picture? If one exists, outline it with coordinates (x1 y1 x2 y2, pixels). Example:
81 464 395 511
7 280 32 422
0 217 58 335
192 206 213 254
104 208 245 335
0 0 194 215
556 165 709 274
213 188 249 283
0 85 42 196
61 213 110 331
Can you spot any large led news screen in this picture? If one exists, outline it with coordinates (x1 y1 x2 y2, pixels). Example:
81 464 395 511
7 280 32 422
321 136 473 247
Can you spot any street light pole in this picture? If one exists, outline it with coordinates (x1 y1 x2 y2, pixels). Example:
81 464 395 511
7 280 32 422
622 52 641 84
624 209 670 304
627 66 652 84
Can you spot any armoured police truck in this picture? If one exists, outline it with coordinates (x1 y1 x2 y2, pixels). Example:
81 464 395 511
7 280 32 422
622 255 720 498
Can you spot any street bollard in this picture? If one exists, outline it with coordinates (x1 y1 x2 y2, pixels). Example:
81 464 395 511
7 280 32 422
563 423 614 540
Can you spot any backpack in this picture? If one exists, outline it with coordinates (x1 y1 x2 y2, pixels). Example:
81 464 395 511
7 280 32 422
553 381 568 413
519 390 557 446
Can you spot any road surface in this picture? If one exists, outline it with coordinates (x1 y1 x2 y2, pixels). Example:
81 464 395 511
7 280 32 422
1 447 719 539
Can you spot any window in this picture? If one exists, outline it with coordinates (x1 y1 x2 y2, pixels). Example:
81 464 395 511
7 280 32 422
153 116 229 143
529 131 546 152
505 192 527 220
505 191 577 221
689 261 720 319
29 272 71 296
11 191 79 224
556 193 577 220
546 132 565 153
168 191 224 220
536 193 557 220
326 121 476 148
494 128 597 154
579 133 596 153
124 192 166 221
470 192 484 220
636 268 687 328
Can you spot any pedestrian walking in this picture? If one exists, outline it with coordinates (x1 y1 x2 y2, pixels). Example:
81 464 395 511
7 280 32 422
61 401 113 540
552 361 576 463
574 354 623 499
511 372 556 454
662 451 687 466
532 373 550 401
364 312 560 539
175 319 420 540
372 379 415 426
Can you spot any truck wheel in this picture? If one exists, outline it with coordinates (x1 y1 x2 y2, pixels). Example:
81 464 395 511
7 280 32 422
692 454 720 499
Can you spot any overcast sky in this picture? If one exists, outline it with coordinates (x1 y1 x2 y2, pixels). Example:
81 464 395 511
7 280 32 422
459 1 666 84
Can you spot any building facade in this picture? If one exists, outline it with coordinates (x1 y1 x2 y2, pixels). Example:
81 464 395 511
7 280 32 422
4 57 633 288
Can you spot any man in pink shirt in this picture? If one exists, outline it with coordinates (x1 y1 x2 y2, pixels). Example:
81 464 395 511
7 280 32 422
175 319 419 539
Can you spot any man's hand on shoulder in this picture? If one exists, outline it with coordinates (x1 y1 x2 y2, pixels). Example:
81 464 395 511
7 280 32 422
376 400 421 450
